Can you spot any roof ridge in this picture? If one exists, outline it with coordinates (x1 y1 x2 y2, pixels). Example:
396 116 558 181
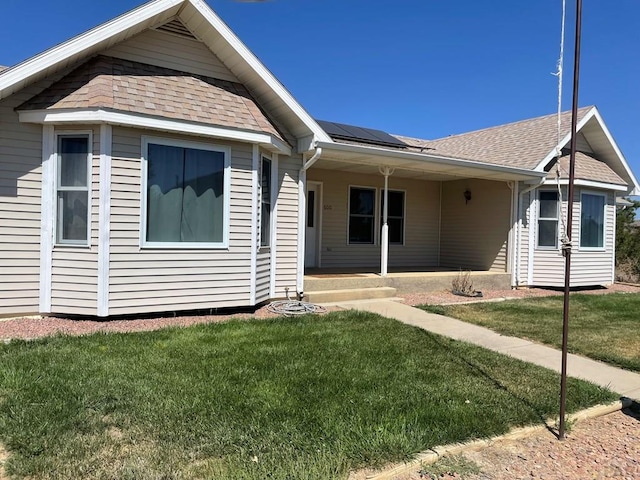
428 106 595 143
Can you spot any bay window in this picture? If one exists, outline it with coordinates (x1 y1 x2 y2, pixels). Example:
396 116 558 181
260 157 271 247
143 138 229 247
56 135 90 245
537 191 559 248
580 193 605 248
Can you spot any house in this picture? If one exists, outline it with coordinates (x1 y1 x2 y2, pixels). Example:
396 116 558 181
1 0 638 318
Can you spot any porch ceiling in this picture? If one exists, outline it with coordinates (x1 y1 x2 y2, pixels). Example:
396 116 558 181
314 141 546 182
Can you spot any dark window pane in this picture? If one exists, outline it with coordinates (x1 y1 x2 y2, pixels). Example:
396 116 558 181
146 144 225 243
538 219 557 247
183 148 224 243
261 158 271 246
350 188 374 215
388 191 404 217
381 191 404 245
59 137 88 187
59 191 88 241
580 194 604 248
307 190 315 228
349 216 374 244
539 191 558 219
388 217 403 244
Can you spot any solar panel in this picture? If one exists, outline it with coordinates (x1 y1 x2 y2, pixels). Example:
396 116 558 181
316 120 407 148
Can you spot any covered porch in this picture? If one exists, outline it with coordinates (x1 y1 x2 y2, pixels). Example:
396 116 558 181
298 139 546 299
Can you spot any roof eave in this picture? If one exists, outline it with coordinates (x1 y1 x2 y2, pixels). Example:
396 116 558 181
18 107 292 155
0 0 184 101
316 140 546 181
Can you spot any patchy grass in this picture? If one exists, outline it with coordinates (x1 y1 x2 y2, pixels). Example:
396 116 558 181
420 293 640 372
0 311 616 479
419 454 481 479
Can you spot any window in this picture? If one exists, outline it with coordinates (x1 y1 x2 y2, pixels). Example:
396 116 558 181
260 156 271 247
537 191 559 248
381 190 405 245
349 187 375 244
143 139 228 246
580 193 605 248
56 135 90 245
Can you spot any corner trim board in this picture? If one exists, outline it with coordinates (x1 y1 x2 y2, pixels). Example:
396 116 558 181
39 125 55 313
97 124 112 317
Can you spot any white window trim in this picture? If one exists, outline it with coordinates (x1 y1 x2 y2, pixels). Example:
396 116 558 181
140 136 231 249
578 190 607 251
381 188 406 247
535 189 560 250
54 130 93 247
347 185 378 246
259 154 273 249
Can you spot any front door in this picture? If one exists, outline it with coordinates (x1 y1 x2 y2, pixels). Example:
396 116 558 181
305 183 320 268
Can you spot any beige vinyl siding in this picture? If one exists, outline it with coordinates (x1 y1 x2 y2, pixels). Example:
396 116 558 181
532 188 615 287
108 127 254 315
306 169 440 269
0 87 45 316
440 179 511 271
50 127 100 315
273 155 301 296
103 28 238 81
256 250 271 303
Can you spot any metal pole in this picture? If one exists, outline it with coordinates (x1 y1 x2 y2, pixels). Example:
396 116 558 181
559 0 582 441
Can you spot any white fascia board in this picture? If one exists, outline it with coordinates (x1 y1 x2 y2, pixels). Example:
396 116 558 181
190 0 332 144
315 141 547 180
18 109 291 155
542 178 628 192
0 0 183 100
590 109 640 195
535 107 597 172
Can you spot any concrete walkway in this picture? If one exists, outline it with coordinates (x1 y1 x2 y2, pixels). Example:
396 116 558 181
335 299 640 401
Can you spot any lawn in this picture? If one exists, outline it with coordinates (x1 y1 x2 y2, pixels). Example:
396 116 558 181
420 293 640 372
0 311 616 479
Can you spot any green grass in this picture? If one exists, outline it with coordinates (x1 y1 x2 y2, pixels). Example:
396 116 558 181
420 293 640 372
0 311 616 479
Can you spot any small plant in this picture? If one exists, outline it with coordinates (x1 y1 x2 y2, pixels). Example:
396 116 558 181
451 270 482 297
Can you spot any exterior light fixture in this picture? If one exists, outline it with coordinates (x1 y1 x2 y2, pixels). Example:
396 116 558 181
464 189 472 204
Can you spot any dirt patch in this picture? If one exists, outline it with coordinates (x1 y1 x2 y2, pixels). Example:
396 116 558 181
418 407 640 480
0 444 8 480
357 407 640 479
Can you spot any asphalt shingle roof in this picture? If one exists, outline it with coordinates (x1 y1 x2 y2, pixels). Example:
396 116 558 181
18 55 285 142
555 152 626 186
394 107 594 170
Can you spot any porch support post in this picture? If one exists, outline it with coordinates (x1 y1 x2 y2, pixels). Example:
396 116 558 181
379 166 394 277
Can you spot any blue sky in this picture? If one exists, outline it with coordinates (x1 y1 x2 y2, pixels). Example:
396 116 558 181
1 0 639 199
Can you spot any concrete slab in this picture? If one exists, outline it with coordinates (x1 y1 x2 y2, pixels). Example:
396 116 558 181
338 299 640 401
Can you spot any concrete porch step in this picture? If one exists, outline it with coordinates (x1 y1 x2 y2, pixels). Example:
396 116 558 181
305 287 397 304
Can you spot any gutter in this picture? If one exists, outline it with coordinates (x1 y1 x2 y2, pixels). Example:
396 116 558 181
296 146 323 297
315 140 547 181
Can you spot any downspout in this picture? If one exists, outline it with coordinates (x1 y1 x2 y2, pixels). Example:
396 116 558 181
515 178 546 287
296 145 323 298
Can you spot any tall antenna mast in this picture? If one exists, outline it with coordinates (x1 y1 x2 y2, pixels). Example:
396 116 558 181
558 0 583 441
